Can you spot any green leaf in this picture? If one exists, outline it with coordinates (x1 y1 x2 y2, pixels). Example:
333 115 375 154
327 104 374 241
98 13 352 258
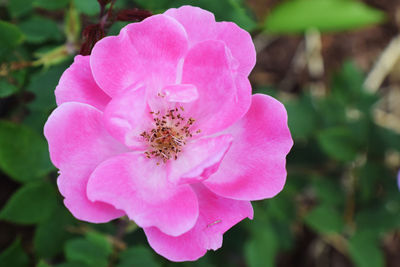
265 0 385 33
27 62 71 112
73 0 99 16
34 207 76 258
18 16 62 44
33 0 70 10
304 204 344 234
245 224 278 267
65 236 112 267
348 232 384 267
117 246 160 267
37 260 52 267
0 121 53 182
0 181 57 224
317 127 360 161
0 239 29 267
0 21 24 57
285 94 318 139
0 79 18 98
8 0 33 18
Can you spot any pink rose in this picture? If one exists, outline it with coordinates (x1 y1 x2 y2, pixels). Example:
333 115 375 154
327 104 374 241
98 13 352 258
44 6 293 261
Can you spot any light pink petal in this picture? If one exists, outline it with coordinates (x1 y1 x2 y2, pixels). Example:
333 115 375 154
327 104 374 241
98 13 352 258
90 14 189 97
215 22 256 76
167 135 233 185
103 85 153 150
164 6 216 47
55 55 110 110
162 84 198 103
165 5 256 76
86 153 199 237
181 40 251 135
204 94 293 200
144 184 253 262
44 103 126 222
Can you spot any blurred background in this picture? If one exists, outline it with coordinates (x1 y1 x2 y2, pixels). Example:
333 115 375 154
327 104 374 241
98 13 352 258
0 0 400 266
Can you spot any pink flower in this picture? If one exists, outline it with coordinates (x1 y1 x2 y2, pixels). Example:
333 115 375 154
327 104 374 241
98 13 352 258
44 6 293 261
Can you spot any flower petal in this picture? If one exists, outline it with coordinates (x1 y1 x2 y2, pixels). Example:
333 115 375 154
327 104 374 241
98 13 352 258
162 84 198 103
167 135 233 185
103 85 153 150
165 5 256 76
181 40 251 135
204 94 293 200
44 102 126 222
55 55 110 111
144 184 253 262
86 153 199 237
90 14 189 97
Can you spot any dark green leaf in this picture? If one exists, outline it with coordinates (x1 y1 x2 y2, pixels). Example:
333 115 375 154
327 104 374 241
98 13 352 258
33 0 70 10
317 127 360 161
0 21 24 57
245 224 278 267
34 207 76 258
8 0 33 18
304 204 344 234
19 16 62 44
65 236 112 267
27 63 71 112
118 246 161 267
0 239 29 267
0 121 53 182
265 0 385 33
0 80 18 98
285 94 318 139
73 0 99 16
0 181 57 224
348 232 384 267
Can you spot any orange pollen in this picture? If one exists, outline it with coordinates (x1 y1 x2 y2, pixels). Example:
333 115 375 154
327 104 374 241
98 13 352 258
140 106 199 163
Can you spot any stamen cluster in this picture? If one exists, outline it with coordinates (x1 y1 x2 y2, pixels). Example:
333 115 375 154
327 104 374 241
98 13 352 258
140 107 200 163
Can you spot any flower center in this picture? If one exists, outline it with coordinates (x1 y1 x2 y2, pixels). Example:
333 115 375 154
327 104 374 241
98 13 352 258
140 106 200 164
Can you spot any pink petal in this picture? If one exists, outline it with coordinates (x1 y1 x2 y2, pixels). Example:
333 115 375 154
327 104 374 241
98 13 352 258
165 5 256 76
162 84 198 103
55 55 110 111
167 135 233 185
144 184 253 262
204 94 293 200
86 153 199 237
44 103 126 222
103 85 153 150
180 40 251 135
90 14 189 97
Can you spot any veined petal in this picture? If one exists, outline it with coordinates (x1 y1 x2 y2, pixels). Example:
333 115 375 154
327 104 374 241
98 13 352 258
144 184 253 262
90 14 189 97
86 152 199 236
180 40 251 136
44 102 126 222
204 94 293 200
167 135 233 184
55 55 110 110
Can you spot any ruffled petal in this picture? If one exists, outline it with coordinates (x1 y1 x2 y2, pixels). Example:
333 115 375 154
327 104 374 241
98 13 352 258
144 184 253 262
103 85 153 150
55 55 110 110
44 102 126 222
90 14 189 97
167 135 233 184
86 153 199 237
180 40 251 135
165 5 256 76
204 94 293 200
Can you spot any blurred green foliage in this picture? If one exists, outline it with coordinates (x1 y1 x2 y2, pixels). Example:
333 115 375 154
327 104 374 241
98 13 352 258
0 0 398 267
